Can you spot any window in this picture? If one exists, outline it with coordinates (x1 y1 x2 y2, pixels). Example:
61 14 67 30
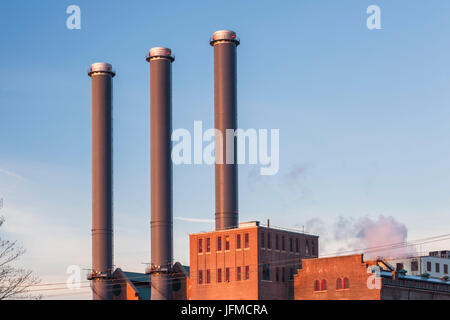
311 241 316 256
427 261 432 272
411 261 419 272
275 235 279 250
444 264 448 274
290 238 293 252
225 268 230 282
267 233 271 249
436 263 440 273
336 278 343 290
217 236 222 251
290 268 294 280
237 234 241 249
314 280 320 291
237 267 242 281
261 232 265 248
396 263 404 271
296 238 299 253
281 236 285 251
321 279 327 291
172 278 181 292
206 270 211 284
225 235 230 251
244 233 249 248
198 270 203 284
263 264 270 281
198 239 203 253
206 238 210 253
275 267 279 282
245 266 250 280
305 240 310 255
217 268 222 283
282 267 286 282
343 277 350 289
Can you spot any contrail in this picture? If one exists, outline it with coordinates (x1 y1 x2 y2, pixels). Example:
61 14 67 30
0 168 26 181
174 216 214 223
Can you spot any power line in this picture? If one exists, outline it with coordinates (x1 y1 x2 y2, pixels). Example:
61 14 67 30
12 232 450 295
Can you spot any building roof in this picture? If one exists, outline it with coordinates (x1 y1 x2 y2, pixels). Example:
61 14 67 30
116 264 190 300
191 221 319 237
183 266 190 277
122 271 150 284
380 271 450 285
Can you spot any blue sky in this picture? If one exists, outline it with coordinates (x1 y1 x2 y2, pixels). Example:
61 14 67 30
1 0 450 298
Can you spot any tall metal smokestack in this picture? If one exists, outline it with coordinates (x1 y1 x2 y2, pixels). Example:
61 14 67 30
210 30 240 231
88 62 115 300
146 47 174 300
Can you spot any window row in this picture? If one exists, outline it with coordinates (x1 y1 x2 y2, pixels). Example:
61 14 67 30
314 278 349 292
197 266 250 284
262 264 298 282
198 233 250 253
426 261 449 274
260 232 316 256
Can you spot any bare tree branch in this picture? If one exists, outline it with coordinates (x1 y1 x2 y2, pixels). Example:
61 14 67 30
0 216 41 300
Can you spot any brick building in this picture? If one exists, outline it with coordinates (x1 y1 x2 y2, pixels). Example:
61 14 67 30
111 263 189 300
294 254 450 300
188 221 319 300
389 251 450 279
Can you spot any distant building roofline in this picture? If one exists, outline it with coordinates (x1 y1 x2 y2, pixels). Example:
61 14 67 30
380 270 450 285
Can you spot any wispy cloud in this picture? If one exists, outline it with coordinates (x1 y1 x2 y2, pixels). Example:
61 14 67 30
0 168 27 181
174 216 214 223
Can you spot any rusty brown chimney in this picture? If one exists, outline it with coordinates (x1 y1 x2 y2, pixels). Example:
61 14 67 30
210 30 240 231
146 47 174 300
88 62 115 300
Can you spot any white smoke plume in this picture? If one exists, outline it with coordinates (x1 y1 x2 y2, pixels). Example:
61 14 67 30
297 215 417 260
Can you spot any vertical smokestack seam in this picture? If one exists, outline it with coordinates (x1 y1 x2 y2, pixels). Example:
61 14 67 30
146 47 174 300
210 30 240 231
88 62 115 300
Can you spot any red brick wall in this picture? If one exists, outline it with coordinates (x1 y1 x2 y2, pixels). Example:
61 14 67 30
257 228 318 300
294 254 381 300
188 227 259 300
188 225 319 300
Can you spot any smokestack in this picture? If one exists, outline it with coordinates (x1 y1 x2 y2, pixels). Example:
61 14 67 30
88 62 115 300
146 47 174 300
210 30 240 231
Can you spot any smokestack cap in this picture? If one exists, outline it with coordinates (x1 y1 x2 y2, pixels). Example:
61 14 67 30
146 47 175 62
210 30 240 46
88 62 115 77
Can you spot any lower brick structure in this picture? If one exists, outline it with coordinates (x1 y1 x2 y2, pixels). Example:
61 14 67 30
294 254 380 300
111 264 189 300
294 254 450 300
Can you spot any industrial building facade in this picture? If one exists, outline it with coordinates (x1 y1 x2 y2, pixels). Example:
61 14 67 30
86 29 450 301
389 251 450 279
294 254 450 300
189 221 319 300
